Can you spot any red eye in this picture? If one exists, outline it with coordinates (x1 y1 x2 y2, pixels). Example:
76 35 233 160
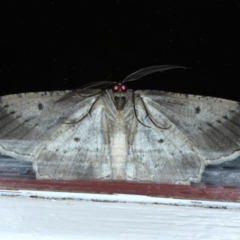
113 85 119 92
121 84 127 92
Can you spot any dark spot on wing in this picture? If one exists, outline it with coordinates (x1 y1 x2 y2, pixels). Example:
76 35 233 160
74 137 80 142
154 164 159 168
217 119 222 124
195 106 201 114
206 122 213 127
10 111 15 115
158 139 164 143
223 115 229 120
38 103 43 110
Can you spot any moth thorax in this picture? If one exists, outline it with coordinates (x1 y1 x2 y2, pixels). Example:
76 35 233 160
114 96 126 111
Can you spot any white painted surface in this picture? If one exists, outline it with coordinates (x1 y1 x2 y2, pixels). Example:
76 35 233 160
1 189 240 209
1 193 240 240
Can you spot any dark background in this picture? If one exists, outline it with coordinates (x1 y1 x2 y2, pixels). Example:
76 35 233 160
1 1 240 100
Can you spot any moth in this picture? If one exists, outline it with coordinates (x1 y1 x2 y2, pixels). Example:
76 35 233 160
0 65 240 184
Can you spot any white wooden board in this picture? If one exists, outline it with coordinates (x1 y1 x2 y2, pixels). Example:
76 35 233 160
1 193 240 240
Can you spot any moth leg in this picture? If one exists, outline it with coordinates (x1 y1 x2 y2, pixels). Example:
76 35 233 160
101 110 110 145
63 94 102 124
128 114 137 145
132 92 151 128
136 94 172 130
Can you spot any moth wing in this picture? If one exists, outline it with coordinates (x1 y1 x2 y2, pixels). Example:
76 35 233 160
0 90 111 179
126 90 240 184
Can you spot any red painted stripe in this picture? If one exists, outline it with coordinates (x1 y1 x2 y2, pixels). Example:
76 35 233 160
0 178 240 202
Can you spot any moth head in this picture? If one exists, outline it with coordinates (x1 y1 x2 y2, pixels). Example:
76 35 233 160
112 83 127 96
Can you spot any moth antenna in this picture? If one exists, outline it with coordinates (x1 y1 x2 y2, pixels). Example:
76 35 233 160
79 81 115 90
55 82 114 105
122 65 186 83
75 90 103 98
74 81 115 98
